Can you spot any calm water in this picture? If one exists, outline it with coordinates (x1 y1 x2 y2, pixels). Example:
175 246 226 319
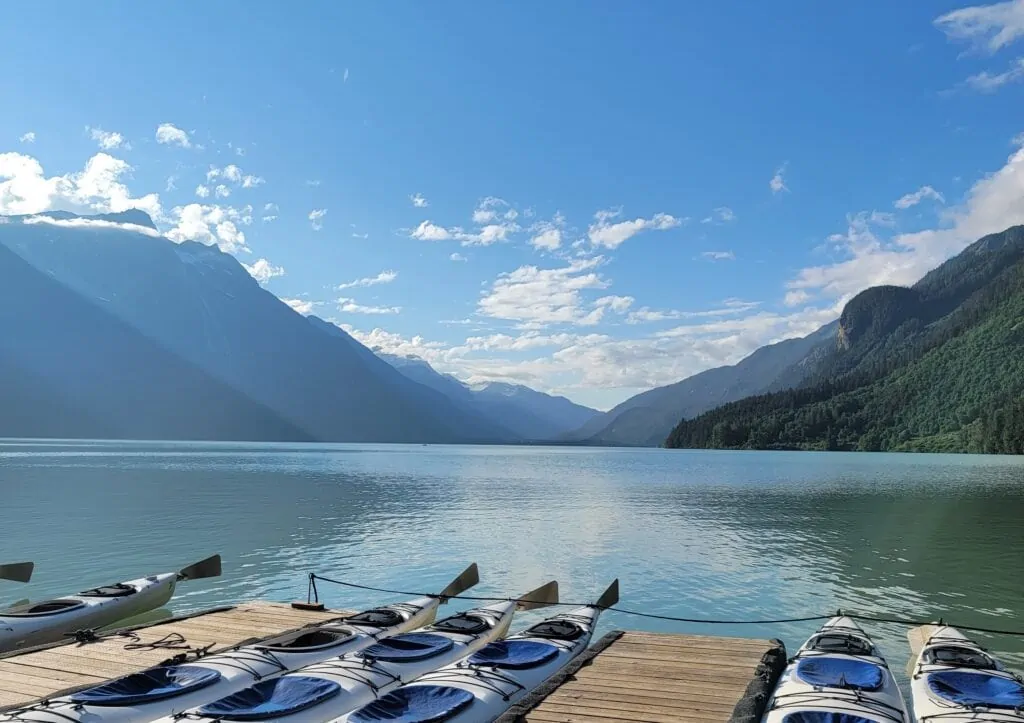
2 440 1023 681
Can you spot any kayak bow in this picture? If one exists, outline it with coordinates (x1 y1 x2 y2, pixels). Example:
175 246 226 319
0 555 221 653
762 616 909 723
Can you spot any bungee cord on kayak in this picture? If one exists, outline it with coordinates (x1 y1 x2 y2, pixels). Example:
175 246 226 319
306 572 1024 638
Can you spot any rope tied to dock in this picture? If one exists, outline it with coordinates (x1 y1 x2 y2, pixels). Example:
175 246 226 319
306 572 1024 638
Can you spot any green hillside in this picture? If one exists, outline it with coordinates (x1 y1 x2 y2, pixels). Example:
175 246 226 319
665 226 1024 454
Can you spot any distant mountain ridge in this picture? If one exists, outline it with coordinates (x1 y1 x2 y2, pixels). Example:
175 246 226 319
666 224 1024 453
377 352 599 440
562 321 838 447
0 211 513 443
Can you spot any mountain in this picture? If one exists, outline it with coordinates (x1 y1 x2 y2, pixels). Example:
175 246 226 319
666 225 1024 453
0 212 512 444
564 322 838 447
377 353 599 440
0 240 311 441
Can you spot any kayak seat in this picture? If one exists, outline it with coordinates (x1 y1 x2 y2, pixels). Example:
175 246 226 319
3 599 86 617
782 713 881 723
810 634 873 656
362 633 455 662
196 676 340 720
927 671 1024 709
258 628 355 652
346 607 405 627
430 614 490 635
348 685 474 723
924 646 996 669
70 665 221 706
79 583 136 597
468 640 559 669
523 619 584 641
796 657 884 691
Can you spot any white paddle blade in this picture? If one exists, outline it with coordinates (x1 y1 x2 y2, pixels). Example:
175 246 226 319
177 554 222 581
437 563 479 600
516 580 559 610
594 579 619 609
0 562 34 583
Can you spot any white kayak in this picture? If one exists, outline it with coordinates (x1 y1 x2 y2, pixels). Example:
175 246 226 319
340 580 619 723
0 564 480 723
910 625 1024 723
762 616 909 723
0 555 221 653
160 580 559 723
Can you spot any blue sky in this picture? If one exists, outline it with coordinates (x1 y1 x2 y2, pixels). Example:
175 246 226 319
3 1 1024 409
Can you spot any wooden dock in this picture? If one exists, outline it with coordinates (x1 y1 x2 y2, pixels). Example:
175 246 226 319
0 601 346 710
500 631 786 723
0 602 786 722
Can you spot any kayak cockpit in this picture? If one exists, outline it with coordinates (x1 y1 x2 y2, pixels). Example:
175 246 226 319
467 640 560 669
70 665 222 706
345 607 406 627
349 685 474 723
257 628 356 652
922 645 998 670
362 633 455 662
430 614 491 635
3 599 86 617
196 676 341 720
79 582 138 597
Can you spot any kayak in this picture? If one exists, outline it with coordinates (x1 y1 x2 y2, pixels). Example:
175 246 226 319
910 625 1024 723
0 555 221 653
0 564 480 723
762 616 909 723
0 562 34 584
157 580 558 723
340 579 619 723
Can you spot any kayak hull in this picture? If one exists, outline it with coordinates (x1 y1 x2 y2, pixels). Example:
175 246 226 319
762 617 909 723
0 596 441 723
910 625 1022 723
0 573 177 653
339 604 604 723
156 600 517 723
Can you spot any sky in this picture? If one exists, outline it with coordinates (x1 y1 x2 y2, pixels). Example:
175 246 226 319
3 1 1024 410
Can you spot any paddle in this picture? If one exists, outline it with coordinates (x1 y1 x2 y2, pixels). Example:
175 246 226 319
594 578 620 610
436 562 480 601
0 562 34 583
515 580 559 610
176 554 222 582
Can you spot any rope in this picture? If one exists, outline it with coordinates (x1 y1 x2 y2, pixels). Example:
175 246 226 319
308 573 1024 638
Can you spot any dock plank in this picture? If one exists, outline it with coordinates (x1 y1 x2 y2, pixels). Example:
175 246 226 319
0 601 348 710
516 631 781 723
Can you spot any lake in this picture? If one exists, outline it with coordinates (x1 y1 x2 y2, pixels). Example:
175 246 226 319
2 439 1022 681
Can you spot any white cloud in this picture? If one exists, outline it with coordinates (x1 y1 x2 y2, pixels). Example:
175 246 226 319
87 127 131 150
338 270 398 289
0 152 161 220
410 193 429 208
770 163 788 194
309 208 327 230
457 222 518 246
155 123 192 148
264 203 278 213
281 298 317 315
784 290 811 307
263 215 278 223
165 176 178 192
343 68 350 82
594 295 634 313
964 56 1024 91
22 214 161 237
214 184 231 199
165 203 251 253
894 185 945 209
242 258 285 284
411 220 452 241
337 297 402 315
450 252 467 262
477 256 610 327
935 0 1024 53
352 231 369 239
19 132 35 144
701 250 736 260
472 196 509 224
242 174 264 188
530 228 562 250
588 208 682 249
701 206 736 224
195 184 210 198
306 179 321 187
626 301 761 325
